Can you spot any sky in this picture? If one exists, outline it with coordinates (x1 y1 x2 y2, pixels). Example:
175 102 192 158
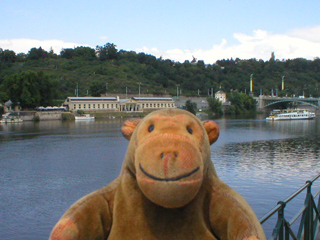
1 0 320 64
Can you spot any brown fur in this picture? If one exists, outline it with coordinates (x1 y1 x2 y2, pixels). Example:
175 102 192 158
49 109 266 240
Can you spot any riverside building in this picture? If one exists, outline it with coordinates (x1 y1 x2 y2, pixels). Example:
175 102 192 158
63 96 176 112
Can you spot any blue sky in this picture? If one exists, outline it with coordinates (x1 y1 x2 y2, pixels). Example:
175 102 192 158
1 0 320 63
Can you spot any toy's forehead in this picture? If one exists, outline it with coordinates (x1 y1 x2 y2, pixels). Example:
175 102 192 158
146 113 200 125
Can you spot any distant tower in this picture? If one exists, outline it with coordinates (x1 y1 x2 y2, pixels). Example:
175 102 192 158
249 74 254 97
282 76 285 91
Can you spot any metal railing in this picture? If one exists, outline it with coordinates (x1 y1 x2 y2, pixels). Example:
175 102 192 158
259 174 320 240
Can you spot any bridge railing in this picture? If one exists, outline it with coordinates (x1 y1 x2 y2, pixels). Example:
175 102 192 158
259 174 320 240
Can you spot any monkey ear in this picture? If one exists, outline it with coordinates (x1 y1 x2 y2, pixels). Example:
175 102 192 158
121 118 141 140
203 120 220 145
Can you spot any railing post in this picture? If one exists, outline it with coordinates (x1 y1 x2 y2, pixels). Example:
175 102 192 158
273 201 286 240
303 181 313 240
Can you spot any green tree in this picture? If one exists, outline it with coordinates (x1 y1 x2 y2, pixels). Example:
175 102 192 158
0 49 16 63
27 47 48 60
3 71 56 108
0 89 8 103
89 81 106 97
96 43 118 61
225 105 237 115
60 48 75 59
185 100 197 115
227 92 256 115
74 46 96 59
207 97 223 116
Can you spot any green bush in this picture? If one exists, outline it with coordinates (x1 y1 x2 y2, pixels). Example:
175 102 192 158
33 115 40 122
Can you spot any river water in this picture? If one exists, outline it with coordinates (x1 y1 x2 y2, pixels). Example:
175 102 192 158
1 115 320 239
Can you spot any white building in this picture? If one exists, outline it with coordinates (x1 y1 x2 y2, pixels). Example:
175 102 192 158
215 90 227 103
63 96 176 112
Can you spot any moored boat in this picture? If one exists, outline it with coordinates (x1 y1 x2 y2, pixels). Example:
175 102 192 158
0 113 23 123
266 109 316 121
75 114 95 120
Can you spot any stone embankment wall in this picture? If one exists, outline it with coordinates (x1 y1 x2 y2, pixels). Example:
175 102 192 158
19 111 63 121
36 112 62 120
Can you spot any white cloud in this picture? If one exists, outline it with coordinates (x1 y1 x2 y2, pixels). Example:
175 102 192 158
137 26 320 63
2 25 320 63
0 38 91 54
287 25 320 42
100 36 109 40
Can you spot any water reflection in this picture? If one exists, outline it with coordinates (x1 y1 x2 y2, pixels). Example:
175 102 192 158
1 117 320 239
210 118 320 237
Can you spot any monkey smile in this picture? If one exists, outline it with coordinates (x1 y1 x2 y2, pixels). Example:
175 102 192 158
139 163 199 182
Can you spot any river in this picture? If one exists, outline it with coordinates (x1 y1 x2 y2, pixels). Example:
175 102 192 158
1 115 320 239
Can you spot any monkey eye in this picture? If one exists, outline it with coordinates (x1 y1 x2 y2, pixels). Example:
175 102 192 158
186 126 193 134
148 124 154 132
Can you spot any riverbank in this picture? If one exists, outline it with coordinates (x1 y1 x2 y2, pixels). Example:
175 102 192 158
10 110 151 122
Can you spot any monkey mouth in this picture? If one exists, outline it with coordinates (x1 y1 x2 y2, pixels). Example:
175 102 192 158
139 163 200 182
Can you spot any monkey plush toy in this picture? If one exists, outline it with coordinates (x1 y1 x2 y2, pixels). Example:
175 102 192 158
50 109 265 240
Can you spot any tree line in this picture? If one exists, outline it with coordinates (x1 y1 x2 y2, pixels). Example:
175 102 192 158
1 43 320 109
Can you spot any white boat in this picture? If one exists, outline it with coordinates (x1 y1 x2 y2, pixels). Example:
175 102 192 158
75 114 95 120
0 113 23 123
266 109 316 121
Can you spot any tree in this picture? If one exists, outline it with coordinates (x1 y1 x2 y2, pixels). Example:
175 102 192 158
185 100 197 115
60 48 75 59
227 92 256 115
27 47 48 60
89 81 106 97
0 90 8 103
207 97 223 116
74 46 96 59
0 49 16 63
96 43 118 61
3 71 57 108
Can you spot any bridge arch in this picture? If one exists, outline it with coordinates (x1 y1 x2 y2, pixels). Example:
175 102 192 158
257 97 320 109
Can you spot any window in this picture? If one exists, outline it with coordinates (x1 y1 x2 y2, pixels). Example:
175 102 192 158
88 104 91 109
84 104 86 108
98 104 100 108
93 104 95 108
79 104 81 109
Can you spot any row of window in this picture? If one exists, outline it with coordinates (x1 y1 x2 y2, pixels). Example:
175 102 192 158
72 102 175 110
73 103 118 109
143 103 175 108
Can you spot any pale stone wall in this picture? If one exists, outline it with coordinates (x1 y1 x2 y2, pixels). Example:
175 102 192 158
36 112 62 120
19 111 62 121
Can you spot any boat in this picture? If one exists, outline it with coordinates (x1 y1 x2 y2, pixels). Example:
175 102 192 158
75 114 95 120
0 113 23 123
266 109 316 121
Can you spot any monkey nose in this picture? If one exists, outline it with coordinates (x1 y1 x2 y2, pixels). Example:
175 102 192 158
160 152 178 160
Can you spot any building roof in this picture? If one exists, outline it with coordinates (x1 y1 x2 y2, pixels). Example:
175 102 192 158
65 96 175 104
68 97 118 102
215 90 225 94
5 100 13 107
132 97 174 102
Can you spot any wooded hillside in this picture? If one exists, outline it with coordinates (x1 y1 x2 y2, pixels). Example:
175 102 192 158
1 43 320 107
